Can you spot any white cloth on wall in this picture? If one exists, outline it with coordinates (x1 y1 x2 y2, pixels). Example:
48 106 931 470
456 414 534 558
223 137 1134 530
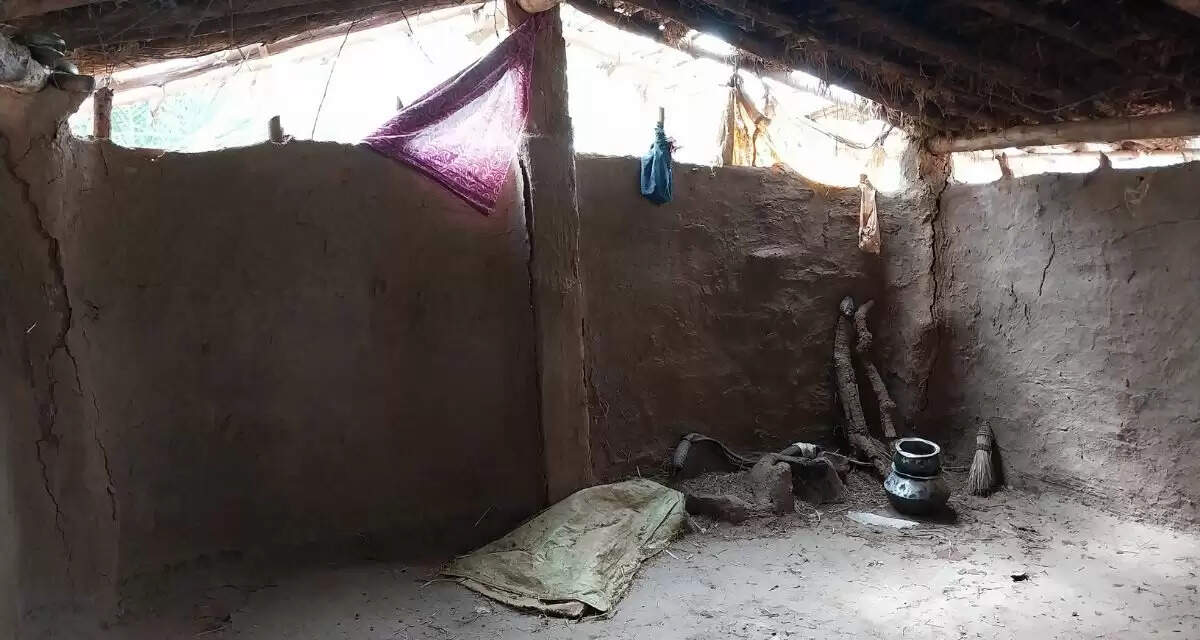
858 173 880 254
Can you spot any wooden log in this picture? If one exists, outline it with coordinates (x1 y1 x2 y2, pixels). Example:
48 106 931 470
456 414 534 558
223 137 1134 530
833 298 891 478
93 86 113 138
927 111 1200 153
859 363 897 439
0 32 50 93
853 300 897 439
847 429 892 480
833 306 868 438
507 2 593 502
952 149 1200 175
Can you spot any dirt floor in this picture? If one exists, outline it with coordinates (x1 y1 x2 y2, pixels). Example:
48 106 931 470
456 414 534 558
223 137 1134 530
92 471 1200 639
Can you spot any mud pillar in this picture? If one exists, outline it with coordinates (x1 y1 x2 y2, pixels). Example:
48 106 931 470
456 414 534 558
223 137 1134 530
508 2 593 502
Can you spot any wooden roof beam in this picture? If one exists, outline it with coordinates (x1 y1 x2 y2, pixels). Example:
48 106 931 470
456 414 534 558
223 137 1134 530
98 6 472 94
835 0 1079 105
954 0 1116 61
690 0 1036 126
1162 0 1200 19
570 1 739 65
625 0 964 132
0 0 97 20
571 0 888 123
927 110 1200 153
30 0 387 44
955 0 1199 95
31 0 456 49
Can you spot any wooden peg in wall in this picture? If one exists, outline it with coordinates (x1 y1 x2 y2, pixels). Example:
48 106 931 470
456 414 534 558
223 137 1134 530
268 115 285 144
997 152 1013 180
93 86 113 140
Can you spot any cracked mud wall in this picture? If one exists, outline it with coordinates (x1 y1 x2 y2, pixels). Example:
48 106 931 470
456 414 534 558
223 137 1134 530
0 89 543 632
577 156 937 478
929 165 1200 525
0 89 120 635
874 151 941 427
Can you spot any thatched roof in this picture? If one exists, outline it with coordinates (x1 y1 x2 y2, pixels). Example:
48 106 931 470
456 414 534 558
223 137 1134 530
6 0 1200 135
2 1 476 72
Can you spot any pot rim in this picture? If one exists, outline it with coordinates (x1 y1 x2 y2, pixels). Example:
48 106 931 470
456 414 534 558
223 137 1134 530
893 437 941 459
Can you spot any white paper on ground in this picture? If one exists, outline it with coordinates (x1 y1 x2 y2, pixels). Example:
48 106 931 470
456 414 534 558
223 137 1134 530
846 511 918 529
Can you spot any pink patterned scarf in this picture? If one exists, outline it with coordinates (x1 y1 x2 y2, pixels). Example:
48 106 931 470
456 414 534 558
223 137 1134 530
363 13 544 214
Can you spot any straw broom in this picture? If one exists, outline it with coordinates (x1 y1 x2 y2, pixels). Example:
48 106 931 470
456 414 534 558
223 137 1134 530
967 423 995 496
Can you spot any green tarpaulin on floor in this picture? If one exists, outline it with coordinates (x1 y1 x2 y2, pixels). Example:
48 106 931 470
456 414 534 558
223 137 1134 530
443 479 687 618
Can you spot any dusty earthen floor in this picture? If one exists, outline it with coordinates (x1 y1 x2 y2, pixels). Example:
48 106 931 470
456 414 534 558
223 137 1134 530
96 474 1200 639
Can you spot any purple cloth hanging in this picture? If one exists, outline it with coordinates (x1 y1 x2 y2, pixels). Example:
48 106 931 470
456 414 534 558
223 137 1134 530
363 14 544 214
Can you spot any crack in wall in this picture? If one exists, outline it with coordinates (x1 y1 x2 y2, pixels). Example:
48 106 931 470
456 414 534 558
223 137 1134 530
920 164 951 414
516 157 548 502
2 129 77 570
91 393 118 522
1038 231 1056 297
33 437 69 567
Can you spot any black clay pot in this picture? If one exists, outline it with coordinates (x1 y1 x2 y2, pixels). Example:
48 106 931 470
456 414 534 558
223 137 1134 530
892 437 942 476
884 437 949 515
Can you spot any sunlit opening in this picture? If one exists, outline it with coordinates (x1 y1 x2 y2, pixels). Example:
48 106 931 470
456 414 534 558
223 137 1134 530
68 4 910 191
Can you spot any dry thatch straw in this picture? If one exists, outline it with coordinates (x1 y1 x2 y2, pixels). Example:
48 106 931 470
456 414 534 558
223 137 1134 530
967 423 995 496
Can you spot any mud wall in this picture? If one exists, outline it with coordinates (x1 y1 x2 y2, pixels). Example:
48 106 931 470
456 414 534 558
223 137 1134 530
0 91 543 631
932 165 1200 524
578 156 936 478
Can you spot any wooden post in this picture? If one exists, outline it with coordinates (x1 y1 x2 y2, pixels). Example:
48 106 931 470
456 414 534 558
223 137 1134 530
507 1 593 502
268 115 284 143
93 86 113 139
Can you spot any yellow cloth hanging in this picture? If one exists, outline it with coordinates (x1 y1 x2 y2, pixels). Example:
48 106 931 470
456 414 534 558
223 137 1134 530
718 77 781 168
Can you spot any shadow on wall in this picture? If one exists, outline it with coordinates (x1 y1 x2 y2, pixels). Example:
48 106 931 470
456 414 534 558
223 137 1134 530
577 156 938 479
926 162 1200 525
